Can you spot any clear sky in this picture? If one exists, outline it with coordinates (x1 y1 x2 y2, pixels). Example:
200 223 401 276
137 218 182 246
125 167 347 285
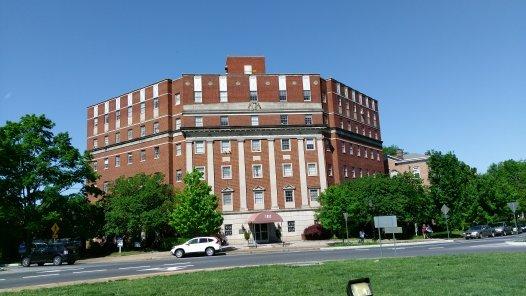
1 1 524 172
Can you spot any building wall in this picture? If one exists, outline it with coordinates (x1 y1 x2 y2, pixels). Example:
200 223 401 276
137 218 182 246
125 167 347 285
387 158 430 186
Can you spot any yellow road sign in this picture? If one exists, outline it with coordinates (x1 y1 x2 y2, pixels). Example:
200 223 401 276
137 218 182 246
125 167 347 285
51 223 60 234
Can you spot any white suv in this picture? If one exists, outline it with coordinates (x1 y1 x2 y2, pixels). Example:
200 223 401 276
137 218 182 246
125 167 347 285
170 237 222 258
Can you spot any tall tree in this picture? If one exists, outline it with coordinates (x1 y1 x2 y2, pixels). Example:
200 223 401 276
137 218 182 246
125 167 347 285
383 144 401 157
0 114 99 260
170 170 223 238
102 173 175 246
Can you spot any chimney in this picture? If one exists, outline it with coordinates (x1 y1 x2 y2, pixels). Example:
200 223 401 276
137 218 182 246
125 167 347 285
396 149 404 159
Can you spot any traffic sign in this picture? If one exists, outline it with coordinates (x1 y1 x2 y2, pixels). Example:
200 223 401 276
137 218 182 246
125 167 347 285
51 223 60 234
384 227 403 234
441 204 450 216
374 216 397 228
508 202 518 213
343 212 349 221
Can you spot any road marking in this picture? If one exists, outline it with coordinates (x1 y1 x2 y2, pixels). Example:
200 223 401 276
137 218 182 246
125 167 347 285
22 273 60 279
72 269 107 274
163 262 190 266
137 267 164 271
166 265 194 271
354 249 370 251
0 279 5 281
428 247 444 250
38 268 84 273
118 265 151 270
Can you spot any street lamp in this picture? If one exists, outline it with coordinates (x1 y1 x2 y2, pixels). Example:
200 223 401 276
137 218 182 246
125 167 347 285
343 212 349 242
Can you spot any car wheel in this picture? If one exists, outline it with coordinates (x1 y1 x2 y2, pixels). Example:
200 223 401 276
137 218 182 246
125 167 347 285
205 247 215 256
22 257 31 267
53 256 63 266
175 249 184 258
37 262 45 266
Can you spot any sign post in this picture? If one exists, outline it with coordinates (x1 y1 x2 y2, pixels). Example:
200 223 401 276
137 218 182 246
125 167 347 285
384 227 403 254
441 204 450 240
508 202 519 233
374 216 397 258
343 212 349 243
117 237 124 254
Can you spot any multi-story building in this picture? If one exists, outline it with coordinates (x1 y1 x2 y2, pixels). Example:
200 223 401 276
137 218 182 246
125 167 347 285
386 149 430 186
86 56 384 243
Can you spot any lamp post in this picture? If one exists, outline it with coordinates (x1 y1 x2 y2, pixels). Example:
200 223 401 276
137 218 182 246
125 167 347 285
343 212 349 243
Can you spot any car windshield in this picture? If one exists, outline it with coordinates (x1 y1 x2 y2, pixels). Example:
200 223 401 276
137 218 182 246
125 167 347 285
469 226 483 230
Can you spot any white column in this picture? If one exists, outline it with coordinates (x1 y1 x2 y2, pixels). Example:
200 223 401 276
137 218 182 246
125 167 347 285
207 140 215 192
185 141 193 172
268 139 278 209
237 139 248 211
317 138 328 191
297 138 308 207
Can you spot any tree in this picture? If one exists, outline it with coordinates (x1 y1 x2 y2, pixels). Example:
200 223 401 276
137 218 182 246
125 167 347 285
0 114 99 260
102 173 175 246
316 173 432 239
427 151 480 229
170 170 223 238
383 145 401 157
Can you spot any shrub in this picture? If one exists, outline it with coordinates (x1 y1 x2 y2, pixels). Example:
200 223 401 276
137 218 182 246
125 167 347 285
303 224 332 240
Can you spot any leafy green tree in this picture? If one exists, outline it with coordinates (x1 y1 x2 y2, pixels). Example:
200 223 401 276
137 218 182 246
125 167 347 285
383 145 401 157
317 173 432 239
170 170 223 237
0 114 98 260
102 173 175 246
427 151 480 229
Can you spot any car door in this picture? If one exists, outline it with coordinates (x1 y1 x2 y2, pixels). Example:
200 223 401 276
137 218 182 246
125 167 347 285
198 238 209 253
186 239 200 254
33 244 47 262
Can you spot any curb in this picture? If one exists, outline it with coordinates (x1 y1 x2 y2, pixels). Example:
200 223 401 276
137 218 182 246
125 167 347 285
320 240 454 251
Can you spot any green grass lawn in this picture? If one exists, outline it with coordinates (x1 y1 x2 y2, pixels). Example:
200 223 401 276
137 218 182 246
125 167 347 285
5 253 525 296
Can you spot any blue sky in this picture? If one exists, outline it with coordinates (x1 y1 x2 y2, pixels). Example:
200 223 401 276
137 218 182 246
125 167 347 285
1 1 524 172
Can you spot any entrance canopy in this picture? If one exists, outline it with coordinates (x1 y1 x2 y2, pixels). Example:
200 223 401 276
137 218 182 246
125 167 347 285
247 211 284 224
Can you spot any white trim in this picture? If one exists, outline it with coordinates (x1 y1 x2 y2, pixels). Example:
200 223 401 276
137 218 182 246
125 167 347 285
268 139 278 209
193 76 202 91
302 75 311 91
221 165 233 180
307 162 318 176
252 164 263 178
238 140 247 211
282 163 293 177
186 142 192 172
297 138 308 207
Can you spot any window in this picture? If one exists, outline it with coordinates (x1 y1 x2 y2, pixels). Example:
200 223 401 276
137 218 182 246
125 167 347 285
284 189 294 203
195 116 203 127
222 192 232 205
413 166 421 178
251 116 259 126
340 121 344 129
224 224 232 236
127 106 132 121
359 168 363 177
140 102 145 115
195 141 205 154
364 149 368 158
176 143 182 156
127 152 133 164
176 170 182 182
153 122 159 134
154 147 160 159
140 149 146 162
309 188 320 202
194 91 202 103
116 110 120 121
140 125 146 137
221 140 230 153
175 118 181 130
352 167 356 178
328 164 333 176
281 139 291 151
322 93 327 103
93 139 98 148
287 221 295 232
304 114 313 125
195 166 205 179
344 165 348 178
220 91 228 102
249 91 258 101
305 138 315 150
127 129 133 140
357 146 361 157
279 90 287 101
104 136 109 146
341 142 346 153
115 132 120 143
115 155 120 167
303 90 311 101
307 163 318 176
252 164 263 178
251 139 261 152
349 145 354 155
174 93 181 105
104 158 109 169
244 65 253 75
103 182 109 193
220 116 229 126
221 166 232 179
153 97 159 109
283 163 293 177
280 115 288 125
104 114 109 124
254 191 264 204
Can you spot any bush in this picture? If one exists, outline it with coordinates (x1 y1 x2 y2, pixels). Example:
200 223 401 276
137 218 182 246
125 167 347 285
303 224 332 240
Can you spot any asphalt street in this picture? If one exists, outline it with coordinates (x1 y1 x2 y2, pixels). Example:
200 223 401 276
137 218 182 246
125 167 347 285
1 234 525 291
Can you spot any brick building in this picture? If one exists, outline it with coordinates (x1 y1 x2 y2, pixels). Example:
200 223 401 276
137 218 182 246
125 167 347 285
386 149 430 186
86 56 384 243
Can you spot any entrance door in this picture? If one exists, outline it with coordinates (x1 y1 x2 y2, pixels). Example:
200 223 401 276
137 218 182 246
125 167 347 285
254 223 269 243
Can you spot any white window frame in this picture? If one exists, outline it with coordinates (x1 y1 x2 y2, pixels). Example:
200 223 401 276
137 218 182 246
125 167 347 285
307 163 318 176
140 149 146 162
305 138 315 150
308 188 320 202
195 116 203 127
195 166 205 180
304 114 313 125
280 115 288 125
104 158 109 169
221 140 231 154
115 155 120 167
176 144 182 156
194 141 205 154
140 125 146 137
154 146 160 159
282 163 293 177
174 93 181 105
222 192 232 205
220 91 228 103
194 91 202 103
253 190 264 205
221 165 232 179
175 118 181 130
252 164 263 178
251 115 259 126
284 189 294 203
251 139 261 152
127 152 133 164
281 138 291 151
176 170 183 182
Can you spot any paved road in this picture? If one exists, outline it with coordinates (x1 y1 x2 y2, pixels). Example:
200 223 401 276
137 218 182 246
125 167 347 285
1 234 525 291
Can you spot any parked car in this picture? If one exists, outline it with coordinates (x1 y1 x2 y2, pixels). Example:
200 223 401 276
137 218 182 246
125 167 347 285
21 242 78 267
463 225 494 239
490 222 512 236
170 237 223 258
512 223 524 234
519 223 526 233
